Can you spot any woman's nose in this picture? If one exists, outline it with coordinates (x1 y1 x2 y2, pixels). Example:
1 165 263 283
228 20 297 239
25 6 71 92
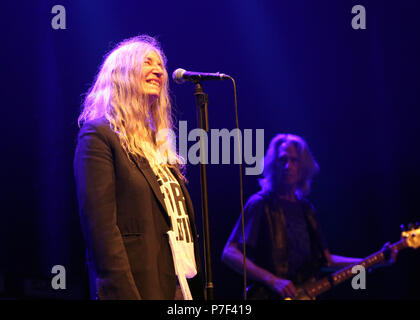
152 64 163 76
153 68 163 78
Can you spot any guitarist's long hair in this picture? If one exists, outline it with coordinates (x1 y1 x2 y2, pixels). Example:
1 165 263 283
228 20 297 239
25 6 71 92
259 134 319 198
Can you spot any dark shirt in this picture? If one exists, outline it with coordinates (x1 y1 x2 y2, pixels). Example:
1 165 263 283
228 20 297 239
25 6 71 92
279 199 314 282
227 192 328 285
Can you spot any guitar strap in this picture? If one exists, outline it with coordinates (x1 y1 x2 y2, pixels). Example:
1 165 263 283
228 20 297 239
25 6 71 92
262 192 289 277
302 202 329 268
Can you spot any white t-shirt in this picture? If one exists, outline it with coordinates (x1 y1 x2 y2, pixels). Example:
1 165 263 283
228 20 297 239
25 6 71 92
155 165 197 280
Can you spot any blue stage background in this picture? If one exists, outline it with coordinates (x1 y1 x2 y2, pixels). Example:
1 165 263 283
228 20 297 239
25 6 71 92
1 0 419 299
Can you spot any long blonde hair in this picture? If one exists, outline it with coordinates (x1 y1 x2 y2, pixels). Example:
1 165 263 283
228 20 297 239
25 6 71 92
79 35 185 179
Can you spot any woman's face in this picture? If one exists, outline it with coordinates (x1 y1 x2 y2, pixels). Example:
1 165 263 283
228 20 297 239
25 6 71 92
141 50 164 103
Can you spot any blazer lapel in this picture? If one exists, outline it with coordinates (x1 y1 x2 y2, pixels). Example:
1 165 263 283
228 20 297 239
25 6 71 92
132 156 171 227
171 169 197 237
178 179 195 222
171 169 202 274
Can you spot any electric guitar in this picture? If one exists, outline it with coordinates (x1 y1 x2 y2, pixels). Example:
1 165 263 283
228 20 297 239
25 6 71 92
247 224 420 300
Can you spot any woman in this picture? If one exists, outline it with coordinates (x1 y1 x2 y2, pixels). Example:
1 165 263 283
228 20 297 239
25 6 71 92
74 35 203 300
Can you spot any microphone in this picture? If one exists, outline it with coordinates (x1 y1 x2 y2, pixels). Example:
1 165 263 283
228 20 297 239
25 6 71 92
172 68 231 84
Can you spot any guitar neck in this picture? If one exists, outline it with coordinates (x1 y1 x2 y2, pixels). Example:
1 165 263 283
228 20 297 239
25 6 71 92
303 238 407 298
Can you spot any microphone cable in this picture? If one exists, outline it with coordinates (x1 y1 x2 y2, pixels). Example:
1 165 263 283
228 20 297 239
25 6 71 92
227 76 247 300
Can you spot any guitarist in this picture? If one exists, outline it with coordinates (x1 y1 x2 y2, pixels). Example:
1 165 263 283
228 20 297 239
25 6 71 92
222 134 370 299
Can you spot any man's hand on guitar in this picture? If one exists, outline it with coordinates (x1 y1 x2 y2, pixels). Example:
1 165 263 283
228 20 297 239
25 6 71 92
367 242 398 272
380 242 398 266
264 274 296 299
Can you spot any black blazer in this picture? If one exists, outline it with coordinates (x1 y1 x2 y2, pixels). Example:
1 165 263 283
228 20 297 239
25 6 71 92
74 117 203 299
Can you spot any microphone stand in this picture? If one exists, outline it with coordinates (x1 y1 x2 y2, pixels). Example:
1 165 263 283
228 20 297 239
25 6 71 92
193 82 214 300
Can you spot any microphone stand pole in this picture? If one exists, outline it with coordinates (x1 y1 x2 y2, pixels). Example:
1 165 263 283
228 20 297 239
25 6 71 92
193 82 214 300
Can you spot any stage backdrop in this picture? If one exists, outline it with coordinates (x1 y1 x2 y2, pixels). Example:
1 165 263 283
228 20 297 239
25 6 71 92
1 0 419 299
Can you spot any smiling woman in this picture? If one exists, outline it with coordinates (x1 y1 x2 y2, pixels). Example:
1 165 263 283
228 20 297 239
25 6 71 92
78 35 178 170
73 35 204 300
142 51 164 102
